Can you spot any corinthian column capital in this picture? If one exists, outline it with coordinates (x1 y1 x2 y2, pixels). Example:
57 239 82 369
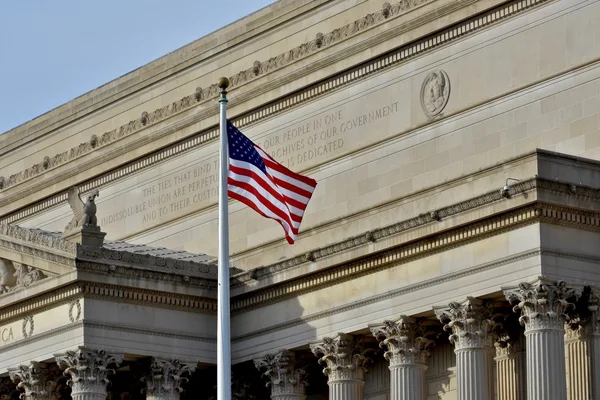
503 279 579 332
309 333 371 382
254 350 307 399
434 297 498 349
55 347 123 400
369 316 435 366
142 359 194 400
8 362 55 400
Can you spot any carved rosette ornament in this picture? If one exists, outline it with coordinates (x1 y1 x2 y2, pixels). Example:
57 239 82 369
370 316 435 400
142 359 193 400
8 362 56 400
310 333 371 400
434 298 496 400
254 350 307 400
54 347 123 400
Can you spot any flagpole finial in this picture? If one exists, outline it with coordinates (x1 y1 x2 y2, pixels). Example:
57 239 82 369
218 77 230 90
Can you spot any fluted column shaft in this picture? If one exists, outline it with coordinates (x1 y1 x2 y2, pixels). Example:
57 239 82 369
495 347 525 400
435 297 496 400
370 316 433 400
526 328 566 399
329 380 363 400
565 328 593 400
455 348 494 400
503 280 579 400
389 364 426 400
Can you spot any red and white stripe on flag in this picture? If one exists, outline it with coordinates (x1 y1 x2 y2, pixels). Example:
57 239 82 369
226 120 317 244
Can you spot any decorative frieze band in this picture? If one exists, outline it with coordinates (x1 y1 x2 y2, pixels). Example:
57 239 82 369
231 200 600 312
2 0 550 222
0 0 436 192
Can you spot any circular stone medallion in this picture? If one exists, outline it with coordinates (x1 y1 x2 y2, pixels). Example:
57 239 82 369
420 70 451 118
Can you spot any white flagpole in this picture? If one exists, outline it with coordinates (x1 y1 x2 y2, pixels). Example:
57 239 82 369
216 77 231 400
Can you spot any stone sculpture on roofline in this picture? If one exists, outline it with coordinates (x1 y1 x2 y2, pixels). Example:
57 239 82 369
62 187 106 247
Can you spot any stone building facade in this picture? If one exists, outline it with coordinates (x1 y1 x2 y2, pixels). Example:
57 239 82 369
1 0 600 398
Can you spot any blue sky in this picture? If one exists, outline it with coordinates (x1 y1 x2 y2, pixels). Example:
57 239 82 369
0 0 273 134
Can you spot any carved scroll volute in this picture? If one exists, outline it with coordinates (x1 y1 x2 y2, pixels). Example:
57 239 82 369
434 297 498 349
503 280 579 331
370 316 435 366
8 362 55 400
254 350 307 397
142 358 194 400
54 347 123 398
309 333 372 382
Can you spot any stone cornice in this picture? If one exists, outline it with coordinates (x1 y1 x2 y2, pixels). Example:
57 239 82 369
0 281 216 326
0 0 436 193
80 281 216 312
231 201 600 312
232 249 543 343
76 246 217 278
0 0 329 151
231 176 591 288
0 0 548 217
0 224 76 266
76 261 217 292
0 284 82 325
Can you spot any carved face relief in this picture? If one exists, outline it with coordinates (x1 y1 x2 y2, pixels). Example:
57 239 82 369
420 70 451 118
0 259 16 290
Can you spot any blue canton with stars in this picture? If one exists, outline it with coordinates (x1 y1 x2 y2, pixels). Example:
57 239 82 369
227 120 268 175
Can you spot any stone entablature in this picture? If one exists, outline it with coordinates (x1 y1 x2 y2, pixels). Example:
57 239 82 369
0 0 552 223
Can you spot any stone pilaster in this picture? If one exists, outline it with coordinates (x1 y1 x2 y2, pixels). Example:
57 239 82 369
494 325 526 400
254 350 307 400
55 347 123 400
142 359 194 400
369 316 435 400
563 286 600 400
8 362 55 400
310 333 371 400
503 279 579 400
434 297 496 400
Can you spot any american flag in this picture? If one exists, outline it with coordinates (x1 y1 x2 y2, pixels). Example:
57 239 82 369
227 120 317 244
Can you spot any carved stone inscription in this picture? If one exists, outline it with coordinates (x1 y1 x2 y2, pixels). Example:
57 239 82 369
90 93 402 236
100 159 219 227
255 102 400 168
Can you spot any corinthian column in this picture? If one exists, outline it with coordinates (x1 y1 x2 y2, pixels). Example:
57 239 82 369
142 359 194 400
434 297 496 400
369 316 434 400
55 347 123 400
503 280 579 400
254 350 307 400
310 333 371 400
8 363 55 400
